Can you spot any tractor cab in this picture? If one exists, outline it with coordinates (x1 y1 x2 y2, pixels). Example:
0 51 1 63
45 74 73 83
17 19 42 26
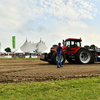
63 38 82 47
62 38 82 53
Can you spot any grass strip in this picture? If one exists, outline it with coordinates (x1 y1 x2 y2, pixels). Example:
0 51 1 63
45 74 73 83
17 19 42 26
0 58 43 63
0 60 42 63
0 76 100 100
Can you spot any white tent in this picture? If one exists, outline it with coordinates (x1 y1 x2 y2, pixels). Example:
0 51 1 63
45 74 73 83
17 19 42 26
41 48 50 53
0 47 6 53
36 40 48 53
14 48 24 53
20 39 36 52
20 39 48 53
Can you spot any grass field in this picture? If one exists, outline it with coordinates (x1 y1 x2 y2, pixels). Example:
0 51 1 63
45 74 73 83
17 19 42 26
0 76 100 100
0 58 100 100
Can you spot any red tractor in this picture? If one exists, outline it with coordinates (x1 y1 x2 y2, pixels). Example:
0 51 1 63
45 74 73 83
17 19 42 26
40 38 95 64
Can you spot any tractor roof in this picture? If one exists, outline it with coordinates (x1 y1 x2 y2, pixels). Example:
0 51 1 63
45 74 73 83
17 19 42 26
65 38 82 42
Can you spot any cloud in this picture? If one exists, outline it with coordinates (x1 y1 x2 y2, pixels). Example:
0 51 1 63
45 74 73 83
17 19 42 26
0 0 97 31
0 0 99 49
39 0 97 20
0 0 26 31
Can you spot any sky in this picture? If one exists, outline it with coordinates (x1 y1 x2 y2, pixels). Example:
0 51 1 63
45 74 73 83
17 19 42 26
0 0 100 50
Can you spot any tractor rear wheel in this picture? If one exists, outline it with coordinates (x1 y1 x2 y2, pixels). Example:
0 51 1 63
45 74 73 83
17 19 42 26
76 49 91 64
52 52 65 65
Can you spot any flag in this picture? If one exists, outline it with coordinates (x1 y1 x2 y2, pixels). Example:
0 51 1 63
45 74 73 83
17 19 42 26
12 36 15 49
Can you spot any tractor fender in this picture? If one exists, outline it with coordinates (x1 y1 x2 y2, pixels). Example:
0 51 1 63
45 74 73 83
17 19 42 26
75 47 85 54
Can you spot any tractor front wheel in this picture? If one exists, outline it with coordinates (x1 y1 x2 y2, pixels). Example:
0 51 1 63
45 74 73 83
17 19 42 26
52 52 65 65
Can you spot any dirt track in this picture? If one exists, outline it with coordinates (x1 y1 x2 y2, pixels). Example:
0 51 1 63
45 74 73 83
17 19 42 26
0 59 100 83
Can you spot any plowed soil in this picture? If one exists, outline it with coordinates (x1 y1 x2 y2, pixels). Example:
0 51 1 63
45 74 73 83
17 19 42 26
0 59 100 83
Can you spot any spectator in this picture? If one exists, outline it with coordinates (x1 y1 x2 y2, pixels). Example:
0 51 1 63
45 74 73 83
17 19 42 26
57 43 63 68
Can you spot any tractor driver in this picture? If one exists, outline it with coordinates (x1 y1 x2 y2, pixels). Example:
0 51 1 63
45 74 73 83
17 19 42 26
74 43 77 47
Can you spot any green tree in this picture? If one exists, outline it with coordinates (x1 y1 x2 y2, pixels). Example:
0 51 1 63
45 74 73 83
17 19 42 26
5 47 11 52
53 44 57 47
89 45 98 49
84 45 89 49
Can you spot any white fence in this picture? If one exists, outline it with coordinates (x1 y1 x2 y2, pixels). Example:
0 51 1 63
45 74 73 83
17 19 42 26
25 56 37 58
0 56 12 58
0 56 39 58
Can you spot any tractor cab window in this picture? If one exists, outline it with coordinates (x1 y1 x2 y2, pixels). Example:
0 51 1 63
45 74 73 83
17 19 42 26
70 41 76 48
75 41 80 46
71 41 74 46
70 41 80 48
66 41 70 47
